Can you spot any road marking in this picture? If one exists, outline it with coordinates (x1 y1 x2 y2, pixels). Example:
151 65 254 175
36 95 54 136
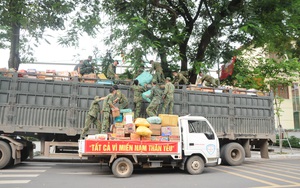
0 180 31 184
252 183 300 188
18 166 52 169
0 170 46 173
213 168 279 187
0 174 39 178
243 163 300 177
220 166 299 185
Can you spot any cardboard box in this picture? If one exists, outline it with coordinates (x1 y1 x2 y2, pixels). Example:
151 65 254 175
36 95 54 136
124 123 136 134
161 127 179 136
117 137 131 140
123 112 134 124
141 135 151 141
169 135 180 142
159 114 178 127
115 128 125 137
170 127 179 136
130 133 141 141
112 108 120 118
115 122 124 128
95 134 108 140
149 124 161 136
161 127 172 136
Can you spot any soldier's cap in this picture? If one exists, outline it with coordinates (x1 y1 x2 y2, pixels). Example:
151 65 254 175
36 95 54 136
166 77 171 81
94 96 100 100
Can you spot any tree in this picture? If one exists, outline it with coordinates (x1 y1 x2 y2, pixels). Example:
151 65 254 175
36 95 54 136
0 0 101 70
100 0 300 75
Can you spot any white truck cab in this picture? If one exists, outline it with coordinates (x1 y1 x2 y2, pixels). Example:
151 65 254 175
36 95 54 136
79 116 221 177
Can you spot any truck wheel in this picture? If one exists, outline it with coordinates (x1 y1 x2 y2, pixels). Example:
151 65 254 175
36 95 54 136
186 156 204 175
0 141 12 169
221 143 245 166
111 157 133 178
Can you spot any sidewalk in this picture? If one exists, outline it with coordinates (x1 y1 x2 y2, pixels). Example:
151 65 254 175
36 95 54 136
250 146 300 159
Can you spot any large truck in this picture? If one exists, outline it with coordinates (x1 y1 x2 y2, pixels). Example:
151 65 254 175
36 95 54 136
0 72 276 169
78 116 221 178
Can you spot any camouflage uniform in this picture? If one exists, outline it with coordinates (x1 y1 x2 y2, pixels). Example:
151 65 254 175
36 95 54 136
81 96 102 138
173 72 189 85
201 74 218 87
134 64 144 78
101 93 114 133
131 84 147 118
161 81 175 114
149 62 165 83
146 85 163 117
80 60 93 75
106 63 116 79
114 90 128 109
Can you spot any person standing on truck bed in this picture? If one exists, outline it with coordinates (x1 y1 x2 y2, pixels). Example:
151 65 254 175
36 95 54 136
112 85 128 109
161 77 175 114
74 60 83 73
131 79 147 118
80 56 94 75
146 81 163 117
149 60 165 83
107 60 119 80
80 96 106 139
101 88 117 133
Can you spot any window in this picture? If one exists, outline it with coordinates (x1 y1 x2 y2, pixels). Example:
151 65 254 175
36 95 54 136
273 84 289 99
292 83 299 111
188 120 214 139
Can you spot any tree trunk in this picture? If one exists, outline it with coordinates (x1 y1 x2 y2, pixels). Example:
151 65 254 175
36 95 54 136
158 48 170 77
8 23 21 70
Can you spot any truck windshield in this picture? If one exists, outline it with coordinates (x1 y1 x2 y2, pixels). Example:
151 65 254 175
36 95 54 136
188 120 215 140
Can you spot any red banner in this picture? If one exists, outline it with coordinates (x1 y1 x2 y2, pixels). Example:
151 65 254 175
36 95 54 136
220 56 236 80
84 140 179 154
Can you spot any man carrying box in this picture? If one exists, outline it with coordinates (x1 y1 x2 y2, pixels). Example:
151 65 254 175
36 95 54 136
101 88 117 133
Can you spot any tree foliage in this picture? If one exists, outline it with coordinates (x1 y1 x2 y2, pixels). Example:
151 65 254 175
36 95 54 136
100 0 300 76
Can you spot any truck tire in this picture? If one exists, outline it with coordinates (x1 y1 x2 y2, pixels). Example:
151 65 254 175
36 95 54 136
221 143 245 166
186 156 204 175
111 157 133 178
0 141 12 169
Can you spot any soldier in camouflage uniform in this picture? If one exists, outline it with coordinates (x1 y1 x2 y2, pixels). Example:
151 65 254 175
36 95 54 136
101 88 117 133
80 56 94 75
149 60 165 83
134 62 145 78
106 60 119 80
131 80 147 118
198 72 218 87
172 71 189 85
146 81 163 117
112 85 129 109
161 77 175 114
80 96 106 139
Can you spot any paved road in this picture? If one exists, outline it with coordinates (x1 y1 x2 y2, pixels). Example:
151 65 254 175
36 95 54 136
1 157 300 188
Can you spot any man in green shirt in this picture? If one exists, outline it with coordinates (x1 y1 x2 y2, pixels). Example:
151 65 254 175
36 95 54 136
198 72 218 87
172 71 189 85
81 96 106 139
161 77 175 114
146 81 163 117
131 80 147 118
107 60 119 80
80 56 94 75
112 85 129 109
101 88 117 133
149 60 165 83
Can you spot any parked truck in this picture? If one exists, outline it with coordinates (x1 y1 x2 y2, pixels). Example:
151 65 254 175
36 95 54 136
0 72 276 169
79 116 221 177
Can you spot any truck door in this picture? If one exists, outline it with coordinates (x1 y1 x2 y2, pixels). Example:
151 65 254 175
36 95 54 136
183 119 218 158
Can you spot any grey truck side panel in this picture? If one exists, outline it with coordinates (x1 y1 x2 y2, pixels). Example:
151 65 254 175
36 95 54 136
0 73 275 141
